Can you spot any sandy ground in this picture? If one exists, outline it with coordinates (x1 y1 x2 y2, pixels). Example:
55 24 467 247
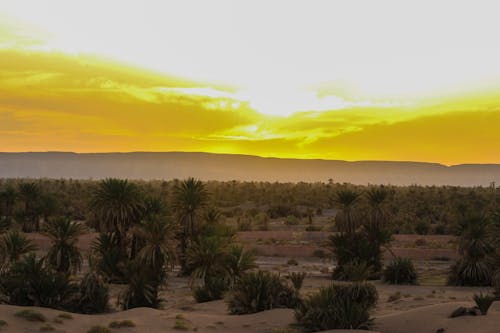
1 299 499 333
3 232 496 332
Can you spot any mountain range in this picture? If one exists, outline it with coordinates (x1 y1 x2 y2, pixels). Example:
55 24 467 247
0 152 499 186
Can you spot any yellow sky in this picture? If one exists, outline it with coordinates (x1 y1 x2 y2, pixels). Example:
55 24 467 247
1 1 500 164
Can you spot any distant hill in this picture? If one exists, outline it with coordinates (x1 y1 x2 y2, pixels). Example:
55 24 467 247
0 152 499 186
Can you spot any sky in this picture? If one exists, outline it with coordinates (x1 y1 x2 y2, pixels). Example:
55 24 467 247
1 0 499 164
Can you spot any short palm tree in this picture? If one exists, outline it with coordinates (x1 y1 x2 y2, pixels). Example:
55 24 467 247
172 178 208 271
18 182 41 232
187 235 228 286
91 179 144 253
0 231 37 269
333 189 360 234
134 217 177 276
0 185 16 219
226 244 256 286
43 218 87 274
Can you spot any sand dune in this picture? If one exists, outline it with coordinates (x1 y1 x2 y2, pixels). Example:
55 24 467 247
1 300 498 333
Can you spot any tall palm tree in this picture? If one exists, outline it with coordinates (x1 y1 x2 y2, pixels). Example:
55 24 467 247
18 182 41 232
91 179 144 254
0 231 37 269
333 189 360 234
172 178 208 271
43 218 87 274
0 185 16 219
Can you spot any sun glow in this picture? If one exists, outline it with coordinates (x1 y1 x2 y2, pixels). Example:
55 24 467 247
1 1 500 163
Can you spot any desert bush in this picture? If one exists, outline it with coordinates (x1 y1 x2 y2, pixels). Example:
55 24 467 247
1 253 78 308
284 215 299 226
415 220 430 235
340 260 372 281
40 323 55 331
473 293 495 315
287 258 298 266
109 320 136 328
295 282 378 332
493 269 500 297
193 276 227 303
383 257 418 285
78 271 109 313
227 271 297 314
14 310 46 322
288 272 306 291
87 326 111 333
448 259 492 286
329 232 384 280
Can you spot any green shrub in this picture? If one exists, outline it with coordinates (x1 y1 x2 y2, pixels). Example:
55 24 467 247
284 215 299 226
288 272 306 291
383 257 418 285
227 271 297 314
295 282 378 332
87 326 112 333
193 276 228 303
340 260 372 281
173 318 189 330
39 324 55 331
108 320 136 328
415 220 430 235
493 270 500 297
1 254 78 308
448 259 492 286
15 310 46 322
473 293 495 315
57 313 73 320
78 271 109 313
0 320 7 327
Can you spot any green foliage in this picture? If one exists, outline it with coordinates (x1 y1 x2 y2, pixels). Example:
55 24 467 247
284 215 299 226
225 244 256 285
288 272 306 291
108 320 136 328
57 313 73 319
1 253 78 308
87 326 112 333
295 282 378 332
0 230 37 268
43 218 86 274
414 220 430 235
473 293 495 315
15 310 46 322
193 276 227 302
118 261 161 310
40 323 55 331
78 271 109 314
448 259 492 286
227 271 297 314
91 232 127 283
340 259 372 281
383 257 418 285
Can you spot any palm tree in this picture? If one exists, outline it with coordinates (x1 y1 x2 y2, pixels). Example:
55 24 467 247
366 186 390 229
43 218 87 274
172 178 208 271
18 182 41 232
91 179 144 254
333 189 360 234
187 235 228 286
0 231 37 269
226 244 256 286
0 185 16 219
134 217 177 277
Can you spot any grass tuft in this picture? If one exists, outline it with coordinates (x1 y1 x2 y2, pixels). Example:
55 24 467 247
15 310 46 322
